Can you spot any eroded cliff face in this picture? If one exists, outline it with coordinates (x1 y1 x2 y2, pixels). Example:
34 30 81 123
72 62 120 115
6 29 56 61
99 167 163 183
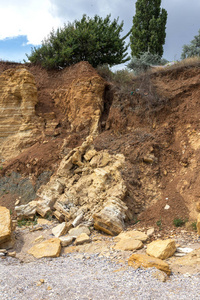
0 62 106 162
52 74 105 135
0 67 41 161
0 67 38 137
1 61 200 233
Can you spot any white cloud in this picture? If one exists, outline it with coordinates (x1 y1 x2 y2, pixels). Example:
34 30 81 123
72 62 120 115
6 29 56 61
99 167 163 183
0 0 63 45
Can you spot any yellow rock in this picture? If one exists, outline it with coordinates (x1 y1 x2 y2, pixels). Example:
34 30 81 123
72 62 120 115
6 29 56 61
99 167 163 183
28 238 61 258
114 238 143 251
115 230 148 242
146 239 176 260
75 233 91 245
0 206 12 244
128 253 171 275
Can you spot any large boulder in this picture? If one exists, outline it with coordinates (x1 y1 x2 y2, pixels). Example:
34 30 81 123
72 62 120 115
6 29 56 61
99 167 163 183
146 239 176 260
28 238 61 258
114 238 143 251
0 206 12 244
115 230 148 243
128 253 171 275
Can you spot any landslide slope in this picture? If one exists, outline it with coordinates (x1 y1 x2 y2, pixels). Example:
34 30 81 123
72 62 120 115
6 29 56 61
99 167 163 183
0 60 200 231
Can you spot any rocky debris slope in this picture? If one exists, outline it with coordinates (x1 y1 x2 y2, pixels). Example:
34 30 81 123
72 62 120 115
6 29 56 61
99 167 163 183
16 135 129 235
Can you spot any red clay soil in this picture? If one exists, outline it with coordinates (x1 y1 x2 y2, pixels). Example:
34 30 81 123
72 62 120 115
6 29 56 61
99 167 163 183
0 61 200 232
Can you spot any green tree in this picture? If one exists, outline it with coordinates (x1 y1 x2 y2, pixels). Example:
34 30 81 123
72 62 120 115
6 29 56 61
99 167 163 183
181 29 200 59
26 14 130 69
130 0 167 57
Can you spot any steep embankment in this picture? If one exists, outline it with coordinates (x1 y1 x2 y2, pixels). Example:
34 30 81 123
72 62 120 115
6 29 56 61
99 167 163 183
0 61 200 233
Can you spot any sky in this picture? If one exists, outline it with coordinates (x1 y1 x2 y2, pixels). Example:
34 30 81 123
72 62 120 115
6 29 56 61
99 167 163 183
0 0 200 67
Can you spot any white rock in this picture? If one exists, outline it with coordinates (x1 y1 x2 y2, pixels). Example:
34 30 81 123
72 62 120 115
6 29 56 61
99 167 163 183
176 247 194 254
164 204 170 210
52 222 68 238
59 236 74 247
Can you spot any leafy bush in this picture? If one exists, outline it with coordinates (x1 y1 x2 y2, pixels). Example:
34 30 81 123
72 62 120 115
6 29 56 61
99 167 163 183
26 14 130 69
173 218 187 227
181 29 200 59
127 51 165 75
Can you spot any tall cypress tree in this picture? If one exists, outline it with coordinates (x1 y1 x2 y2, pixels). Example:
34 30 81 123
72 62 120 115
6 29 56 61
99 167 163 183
130 0 167 57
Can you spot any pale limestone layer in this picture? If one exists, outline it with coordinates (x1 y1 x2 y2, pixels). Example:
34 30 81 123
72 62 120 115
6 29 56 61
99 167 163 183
0 206 12 244
0 67 41 161
0 67 38 137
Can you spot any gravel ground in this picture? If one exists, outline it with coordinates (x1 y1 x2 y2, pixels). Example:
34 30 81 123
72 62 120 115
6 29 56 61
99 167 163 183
0 253 200 300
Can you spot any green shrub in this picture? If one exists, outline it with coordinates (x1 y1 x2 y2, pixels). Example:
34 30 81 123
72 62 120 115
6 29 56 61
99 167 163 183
173 218 187 227
127 52 166 75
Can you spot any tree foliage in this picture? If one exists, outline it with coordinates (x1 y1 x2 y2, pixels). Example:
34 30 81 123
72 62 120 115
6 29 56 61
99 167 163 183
26 14 130 69
130 0 167 57
181 29 200 59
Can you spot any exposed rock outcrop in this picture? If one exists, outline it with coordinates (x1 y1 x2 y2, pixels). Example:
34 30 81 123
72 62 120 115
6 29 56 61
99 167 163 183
0 67 40 161
51 65 106 135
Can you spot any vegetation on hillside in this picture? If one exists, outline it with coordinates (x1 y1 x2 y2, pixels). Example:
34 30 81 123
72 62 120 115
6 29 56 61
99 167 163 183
181 29 200 59
26 14 130 69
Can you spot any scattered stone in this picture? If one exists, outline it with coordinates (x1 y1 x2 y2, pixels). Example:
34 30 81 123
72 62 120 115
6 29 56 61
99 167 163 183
176 247 194 254
37 218 52 226
59 236 74 247
72 213 84 228
15 199 20 206
68 225 90 238
146 239 176 260
172 248 200 268
36 201 51 218
52 222 68 238
93 199 127 236
115 230 148 242
152 270 168 282
15 201 37 220
28 238 61 258
75 233 91 245
0 206 12 244
164 204 170 210
29 225 43 232
146 228 155 237
0 249 7 254
128 253 171 275
34 235 44 243
114 238 143 251
7 251 16 258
